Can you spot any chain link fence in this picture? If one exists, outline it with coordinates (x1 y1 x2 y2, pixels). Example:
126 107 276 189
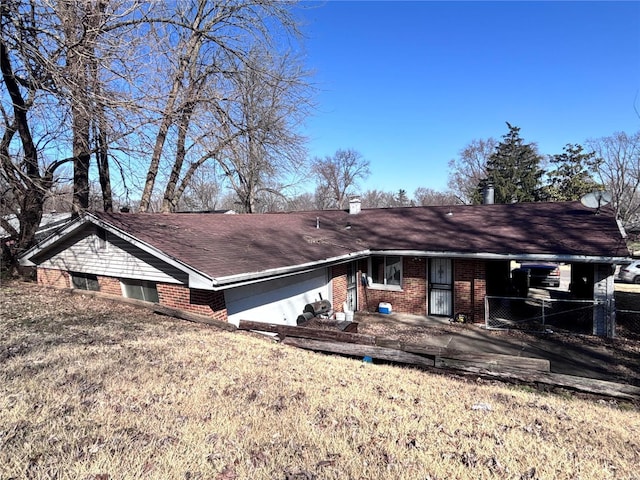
613 289 640 340
485 296 600 335
615 309 640 340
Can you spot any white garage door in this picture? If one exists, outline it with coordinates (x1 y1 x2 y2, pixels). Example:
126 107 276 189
225 269 330 326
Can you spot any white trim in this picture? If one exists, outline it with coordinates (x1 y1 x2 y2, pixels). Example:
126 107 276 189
211 251 370 289
368 254 403 288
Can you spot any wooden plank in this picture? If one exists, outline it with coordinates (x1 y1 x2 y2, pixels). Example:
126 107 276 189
376 339 550 372
237 320 375 345
435 354 550 372
337 321 358 333
283 335 638 400
67 289 237 331
375 339 459 356
433 363 640 400
152 304 237 331
282 337 435 368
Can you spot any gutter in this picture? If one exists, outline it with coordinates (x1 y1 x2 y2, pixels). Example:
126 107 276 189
209 250 371 290
369 250 631 264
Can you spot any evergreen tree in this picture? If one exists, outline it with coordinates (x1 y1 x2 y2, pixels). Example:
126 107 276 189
484 123 545 203
394 189 410 207
545 144 602 201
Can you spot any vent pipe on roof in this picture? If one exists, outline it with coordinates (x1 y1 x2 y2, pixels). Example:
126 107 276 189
316 217 320 229
482 182 494 205
349 197 361 214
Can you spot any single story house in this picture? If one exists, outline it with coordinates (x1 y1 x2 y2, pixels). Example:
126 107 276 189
19 200 629 336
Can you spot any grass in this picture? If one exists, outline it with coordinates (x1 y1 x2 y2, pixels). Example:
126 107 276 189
1 282 640 480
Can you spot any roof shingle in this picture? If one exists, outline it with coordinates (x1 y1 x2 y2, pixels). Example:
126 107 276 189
92 201 628 281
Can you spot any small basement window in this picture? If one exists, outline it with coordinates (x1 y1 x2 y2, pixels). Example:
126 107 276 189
369 255 402 288
121 279 159 303
71 272 99 291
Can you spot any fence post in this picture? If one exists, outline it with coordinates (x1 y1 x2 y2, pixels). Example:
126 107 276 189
541 298 546 328
484 296 489 329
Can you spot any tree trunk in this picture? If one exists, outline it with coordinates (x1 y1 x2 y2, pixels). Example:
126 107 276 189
161 103 194 213
139 4 206 213
96 123 113 212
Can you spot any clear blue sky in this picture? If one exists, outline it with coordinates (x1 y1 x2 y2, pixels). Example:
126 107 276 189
297 1 640 195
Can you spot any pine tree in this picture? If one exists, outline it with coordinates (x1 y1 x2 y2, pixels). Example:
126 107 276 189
485 123 544 203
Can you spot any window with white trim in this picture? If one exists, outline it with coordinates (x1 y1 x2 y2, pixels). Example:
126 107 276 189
121 279 159 303
71 272 99 291
369 255 402 288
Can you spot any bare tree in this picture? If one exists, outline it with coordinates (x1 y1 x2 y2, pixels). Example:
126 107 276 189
137 0 308 214
176 165 222 212
360 189 395 208
413 187 459 206
312 149 370 210
447 138 497 204
201 49 310 214
586 131 640 227
286 192 316 211
0 29 69 270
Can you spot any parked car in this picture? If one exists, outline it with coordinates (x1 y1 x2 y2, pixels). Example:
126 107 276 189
618 260 640 283
512 263 561 288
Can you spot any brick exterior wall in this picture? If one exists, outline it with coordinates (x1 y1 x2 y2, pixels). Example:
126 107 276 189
38 257 487 325
37 267 228 322
330 263 348 312
345 257 487 321
97 275 122 296
453 259 486 323
157 283 227 322
360 257 428 315
37 267 70 289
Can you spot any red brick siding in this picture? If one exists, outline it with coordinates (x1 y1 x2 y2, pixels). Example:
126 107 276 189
363 257 427 315
454 259 486 322
330 264 348 312
356 259 368 312
37 258 486 323
157 283 227 322
37 267 70 289
97 275 122 296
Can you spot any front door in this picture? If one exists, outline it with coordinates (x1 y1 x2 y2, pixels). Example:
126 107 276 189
429 258 453 316
346 262 358 311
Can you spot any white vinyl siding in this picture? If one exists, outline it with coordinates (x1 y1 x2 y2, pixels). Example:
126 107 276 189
225 269 329 327
37 226 186 284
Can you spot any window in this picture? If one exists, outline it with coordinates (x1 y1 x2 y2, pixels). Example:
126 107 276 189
369 255 402 287
71 272 99 291
95 227 108 250
121 279 159 303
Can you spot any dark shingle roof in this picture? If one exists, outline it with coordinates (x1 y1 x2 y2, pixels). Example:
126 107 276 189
92 201 628 281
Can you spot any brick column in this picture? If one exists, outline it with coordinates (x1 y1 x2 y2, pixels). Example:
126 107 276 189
454 259 486 323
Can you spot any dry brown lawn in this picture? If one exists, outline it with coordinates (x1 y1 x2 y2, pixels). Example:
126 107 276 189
1 281 640 480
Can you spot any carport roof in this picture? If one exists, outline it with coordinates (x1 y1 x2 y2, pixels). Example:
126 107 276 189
22 201 629 286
